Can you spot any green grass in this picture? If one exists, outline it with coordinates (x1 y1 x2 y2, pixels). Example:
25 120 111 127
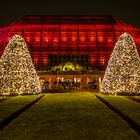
0 93 139 140
133 96 140 99
0 96 11 102
134 96 140 98
0 94 42 123
100 95 140 126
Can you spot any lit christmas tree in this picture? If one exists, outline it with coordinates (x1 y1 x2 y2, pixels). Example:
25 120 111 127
0 35 41 95
101 33 140 94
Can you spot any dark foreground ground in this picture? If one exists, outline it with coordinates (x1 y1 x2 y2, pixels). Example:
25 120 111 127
0 92 140 140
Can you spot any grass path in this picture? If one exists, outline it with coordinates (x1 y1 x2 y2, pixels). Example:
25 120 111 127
0 93 139 140
0 94 43 124
99 95 140 126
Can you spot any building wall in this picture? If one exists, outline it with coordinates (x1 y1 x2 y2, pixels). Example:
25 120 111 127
0 16 140 70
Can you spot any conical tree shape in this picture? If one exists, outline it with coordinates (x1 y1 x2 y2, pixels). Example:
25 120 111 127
0 35 41 95
101 32 140 94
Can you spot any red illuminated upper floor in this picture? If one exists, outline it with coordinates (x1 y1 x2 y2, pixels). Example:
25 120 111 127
0 15 140 68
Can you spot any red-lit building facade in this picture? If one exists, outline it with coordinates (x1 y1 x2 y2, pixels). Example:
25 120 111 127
0 15 140 70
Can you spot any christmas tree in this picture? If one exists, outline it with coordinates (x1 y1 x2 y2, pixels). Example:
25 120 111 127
0 35 41 95
101 32 140 94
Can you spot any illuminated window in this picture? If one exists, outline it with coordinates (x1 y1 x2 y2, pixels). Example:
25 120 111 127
34 58 39 65
99 57 105 65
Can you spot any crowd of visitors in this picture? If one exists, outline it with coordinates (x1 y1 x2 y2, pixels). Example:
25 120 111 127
42 79 98 92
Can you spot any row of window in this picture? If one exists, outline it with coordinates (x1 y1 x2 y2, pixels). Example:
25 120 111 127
31 54 109 66
11 24 128 32
1 29 140 46
48 55 89 65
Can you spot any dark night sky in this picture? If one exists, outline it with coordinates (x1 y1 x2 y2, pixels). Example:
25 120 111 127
1 0 140 28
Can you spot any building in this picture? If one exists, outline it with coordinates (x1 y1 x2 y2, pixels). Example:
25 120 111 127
1 15 140 70
0 16 140 88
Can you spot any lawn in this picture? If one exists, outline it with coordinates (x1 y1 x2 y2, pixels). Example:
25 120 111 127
134 96 140 99
0 96 11 102
0 92 139 140
0 94 43 124
99 95 140 126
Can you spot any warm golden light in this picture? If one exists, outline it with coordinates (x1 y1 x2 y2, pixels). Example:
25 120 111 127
0 35 41 95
